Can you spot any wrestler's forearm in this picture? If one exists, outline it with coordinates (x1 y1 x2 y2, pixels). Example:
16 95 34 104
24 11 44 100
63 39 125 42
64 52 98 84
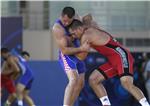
1 70 13 75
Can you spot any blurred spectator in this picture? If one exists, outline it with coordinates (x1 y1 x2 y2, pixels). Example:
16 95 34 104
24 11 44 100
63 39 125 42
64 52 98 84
143 53 150 102
129 53 149 106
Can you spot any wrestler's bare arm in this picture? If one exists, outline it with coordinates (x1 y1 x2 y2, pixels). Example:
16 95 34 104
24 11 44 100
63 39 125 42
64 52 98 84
52 25 89 55
76 34 90 60
7 56 20 73
1 61 14 75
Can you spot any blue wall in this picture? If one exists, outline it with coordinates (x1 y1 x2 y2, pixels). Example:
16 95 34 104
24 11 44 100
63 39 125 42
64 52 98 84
28 61 77 106
1 17 23 54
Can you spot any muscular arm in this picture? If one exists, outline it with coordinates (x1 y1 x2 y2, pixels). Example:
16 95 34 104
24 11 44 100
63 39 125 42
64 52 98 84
2 70 14 75
52 25 85 55
1 62 14 75
76 34 89 60
7 56 20 73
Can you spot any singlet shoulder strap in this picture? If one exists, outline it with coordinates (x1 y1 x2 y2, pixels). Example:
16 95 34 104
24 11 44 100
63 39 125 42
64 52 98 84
55 19 70 36
56 19 65 29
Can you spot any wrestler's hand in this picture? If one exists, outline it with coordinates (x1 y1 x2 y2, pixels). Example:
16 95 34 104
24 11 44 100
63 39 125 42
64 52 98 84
80 40 90 52
82 13 92 24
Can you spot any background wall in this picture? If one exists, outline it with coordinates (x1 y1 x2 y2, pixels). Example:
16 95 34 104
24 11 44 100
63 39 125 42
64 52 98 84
23 30 52 60
23 30 150 60
26 1 150 60
1 17 23 54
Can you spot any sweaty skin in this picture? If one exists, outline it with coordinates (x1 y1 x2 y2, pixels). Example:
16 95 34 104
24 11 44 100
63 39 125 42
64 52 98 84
76 27 111 60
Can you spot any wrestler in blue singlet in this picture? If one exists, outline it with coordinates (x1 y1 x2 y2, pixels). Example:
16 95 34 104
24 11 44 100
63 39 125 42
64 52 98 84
56 19 86 74
17 55 34 90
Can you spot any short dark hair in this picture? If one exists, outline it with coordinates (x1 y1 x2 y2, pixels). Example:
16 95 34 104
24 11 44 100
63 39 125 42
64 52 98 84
1 47 10 53
62 7 75 18
69 19 83 30
21 51 30 57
